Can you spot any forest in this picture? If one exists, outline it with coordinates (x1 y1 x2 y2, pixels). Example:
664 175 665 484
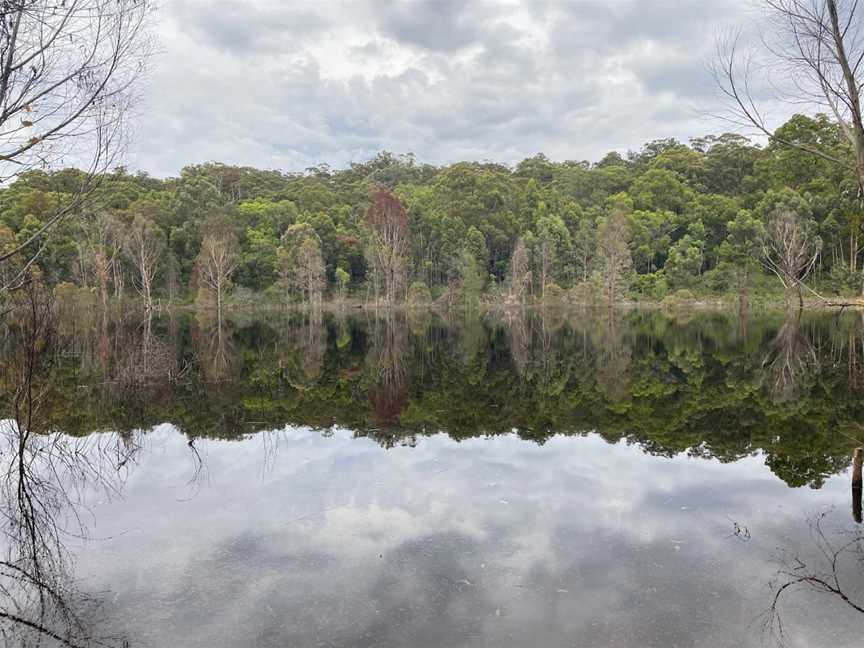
2 113 862 310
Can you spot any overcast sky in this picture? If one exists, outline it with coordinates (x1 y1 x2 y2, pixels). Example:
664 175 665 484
129 0 770 177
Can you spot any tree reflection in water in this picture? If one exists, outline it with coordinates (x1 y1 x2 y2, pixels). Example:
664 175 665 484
365 311 410 442
0 285 135 646
761 315 820 404
766 512 864 645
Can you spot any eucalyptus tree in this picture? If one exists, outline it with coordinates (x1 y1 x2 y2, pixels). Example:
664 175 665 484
124 214 163 310
508 237 531 303
80 211 123 310
197 217 240 316
365 189 409 305
278 223 325 306
594 209 633 303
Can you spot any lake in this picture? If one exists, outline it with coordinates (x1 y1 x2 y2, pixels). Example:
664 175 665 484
3 306 864 647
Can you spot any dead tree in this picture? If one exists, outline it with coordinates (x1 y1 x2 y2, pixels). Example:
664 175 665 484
197 231 239 316
124 215 163 310
761 207 823 308
0 0 153 292
714 1 864 189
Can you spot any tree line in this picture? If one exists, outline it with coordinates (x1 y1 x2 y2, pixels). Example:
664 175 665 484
2 114 863 309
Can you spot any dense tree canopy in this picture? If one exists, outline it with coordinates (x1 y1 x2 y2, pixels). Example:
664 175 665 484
4 116 864 306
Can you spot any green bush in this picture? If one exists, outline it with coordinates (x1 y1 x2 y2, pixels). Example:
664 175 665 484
630 272 668 301
407 281 432 306
661 288 696 308
543 283 565 304
826 265 861 296
53 282 96 310
568 281 595 305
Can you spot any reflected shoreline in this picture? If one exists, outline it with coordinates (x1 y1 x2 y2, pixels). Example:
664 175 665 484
6 305 863 489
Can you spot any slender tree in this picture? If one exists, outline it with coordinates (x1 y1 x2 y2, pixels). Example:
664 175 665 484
508 237 531 303
278 223 325 306
594 210 633 303
80 212 122 310
124 215 163 310
335 266 350 303
197 227 239 315
572 219 596 283
365 188 408 305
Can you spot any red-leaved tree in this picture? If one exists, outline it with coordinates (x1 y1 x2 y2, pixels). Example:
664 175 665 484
365 189 409 304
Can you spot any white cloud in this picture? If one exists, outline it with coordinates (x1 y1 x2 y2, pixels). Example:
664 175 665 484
128 0 766 177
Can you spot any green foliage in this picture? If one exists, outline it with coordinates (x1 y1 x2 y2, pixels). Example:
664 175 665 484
3 114 863 304
407 280 432 305
665 233 705 288
630 272 668 301
542 282 565 304
18 308 864 491
458 250 483 308
661 289 697 308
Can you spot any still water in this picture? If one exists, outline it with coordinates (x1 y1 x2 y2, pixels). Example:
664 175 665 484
4 307 864 647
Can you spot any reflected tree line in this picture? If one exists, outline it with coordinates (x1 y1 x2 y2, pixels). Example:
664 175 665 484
7 302 864 490
1 289 864 643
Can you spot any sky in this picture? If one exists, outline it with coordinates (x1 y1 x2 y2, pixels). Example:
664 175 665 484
128 0 770 178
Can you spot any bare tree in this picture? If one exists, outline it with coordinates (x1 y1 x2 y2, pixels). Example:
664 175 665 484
761 207 822 308
197 229 239 316
124 214 163 310
715 1 863 186
0 0 153 292
365 188 408 305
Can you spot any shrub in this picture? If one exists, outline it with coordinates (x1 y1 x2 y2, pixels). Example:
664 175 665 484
568 281 595 305
407 281 432 306
630 272 668 302
53 282 96 311
661 288 696 308
543 283 565 304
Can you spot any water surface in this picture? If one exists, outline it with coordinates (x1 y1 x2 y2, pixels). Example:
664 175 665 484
4 308 864 647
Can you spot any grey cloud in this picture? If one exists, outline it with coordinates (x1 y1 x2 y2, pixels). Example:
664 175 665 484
374 0 482 52
129 0 777 177
169 0 332 54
